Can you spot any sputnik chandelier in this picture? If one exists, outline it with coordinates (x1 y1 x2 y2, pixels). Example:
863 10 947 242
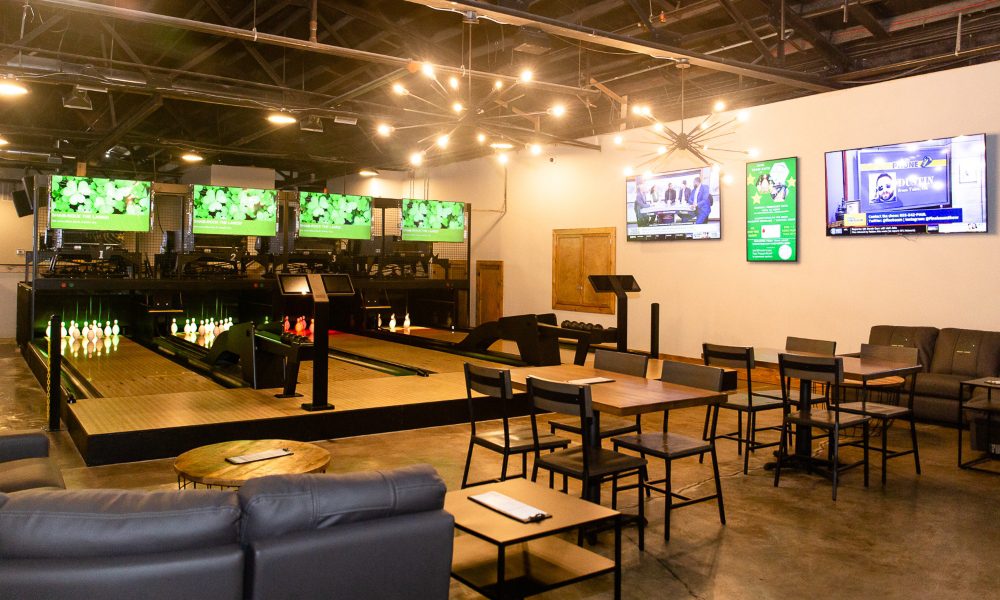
377 60 571 167
624 59 757 175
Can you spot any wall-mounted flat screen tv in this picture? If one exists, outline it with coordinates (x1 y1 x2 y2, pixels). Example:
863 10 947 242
626 166 721 241
825 133 987 236
298 192 372 239
192 185 277 236
401 199 466 242
49 175 152 232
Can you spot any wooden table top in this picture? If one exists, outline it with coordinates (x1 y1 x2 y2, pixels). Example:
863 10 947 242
755 348 921 382
174 439 330 488
445 479 619 545
507 364 724 417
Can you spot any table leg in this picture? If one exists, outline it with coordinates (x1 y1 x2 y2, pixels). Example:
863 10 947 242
958 383 966 468
614 516 622 600
496 544 506 600
586 412 603 503
794 378 813 459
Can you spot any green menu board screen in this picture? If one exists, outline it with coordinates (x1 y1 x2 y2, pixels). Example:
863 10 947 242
298 192 372 239
49 175 152 232
401 199 466 242
746 157 798 262
192 185 277 236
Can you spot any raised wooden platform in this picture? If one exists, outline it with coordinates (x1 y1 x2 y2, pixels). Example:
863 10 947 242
57 335 520 465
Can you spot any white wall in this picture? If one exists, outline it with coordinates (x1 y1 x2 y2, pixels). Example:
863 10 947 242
0 170 38 338
417 60 1000 358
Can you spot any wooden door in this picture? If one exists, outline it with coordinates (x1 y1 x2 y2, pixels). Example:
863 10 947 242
476 260 503 325
552 227 615 314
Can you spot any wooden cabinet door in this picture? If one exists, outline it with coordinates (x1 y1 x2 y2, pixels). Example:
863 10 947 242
552 227 615 314
475 260 503 325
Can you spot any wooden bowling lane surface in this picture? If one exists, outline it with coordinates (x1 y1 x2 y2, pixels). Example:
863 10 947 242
71 371 472 436
381 325 524 355
328 332 508 373
61 337 223 397
293 358 392 383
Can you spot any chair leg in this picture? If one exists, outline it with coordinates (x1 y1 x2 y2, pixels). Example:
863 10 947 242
743 411 752 475
774 421 787 488
531 461 539 483
863 421 870 489
701 405 712 442
736 411 744 456
831 425 839 501
910 413 921 475
637 471 645 552
500 451 510 481
711 445 726 526
881 421 888 486
461 439 475 489
611 474 619 509
663 459 673 541
521 452 528 479
698 407 710 464
562 474 568 493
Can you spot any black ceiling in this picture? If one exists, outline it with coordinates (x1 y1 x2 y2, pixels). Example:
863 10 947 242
0 0 998 187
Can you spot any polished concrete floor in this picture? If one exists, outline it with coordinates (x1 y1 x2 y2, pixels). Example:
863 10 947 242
2 340 999 599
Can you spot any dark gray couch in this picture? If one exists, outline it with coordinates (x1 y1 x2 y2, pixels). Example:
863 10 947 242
0 429 64 493
868 326 1000 424
0 464 454 600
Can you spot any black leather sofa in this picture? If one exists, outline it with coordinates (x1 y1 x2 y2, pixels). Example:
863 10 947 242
868 325 1000 424
0 463 454 600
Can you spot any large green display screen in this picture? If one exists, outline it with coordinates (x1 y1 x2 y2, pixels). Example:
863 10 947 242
298 192 372 239
746 157 798 262
401 199 465 242
192 185 277 236
49 175 152 232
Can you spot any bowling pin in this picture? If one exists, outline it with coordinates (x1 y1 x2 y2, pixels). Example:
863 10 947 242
198 320 206 336
60 321 68 338
377 314 382 328
94 320 103 339
170 318 178 335
45 322 51 338
389 314 396 331
403 313 411 329
104 321 112 337
111 319 120 336
214 320 223 337
284 316 291 332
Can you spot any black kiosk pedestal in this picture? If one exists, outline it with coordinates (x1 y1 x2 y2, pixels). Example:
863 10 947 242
276 273 356 412
587 275 640 353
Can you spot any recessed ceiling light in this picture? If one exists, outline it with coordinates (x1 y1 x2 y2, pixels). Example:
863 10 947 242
267 112 297 125
713 100 726 112
0 77 28 97
359 168 379 177
548 104 566 117
181 152 203 163
519 69 533 83
436 134 449 148
376 123 393 136
497 153 509 165
409 152 423 166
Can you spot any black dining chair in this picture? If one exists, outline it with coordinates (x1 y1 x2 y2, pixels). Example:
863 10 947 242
549 349 649 443
758 336 837 409
700 343 784 474
611 361 727 541
836 344 921 485
528 376 647 549
461 363 570 488
773 354 870 501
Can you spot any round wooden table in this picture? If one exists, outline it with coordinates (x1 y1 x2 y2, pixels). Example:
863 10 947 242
174 439 331 489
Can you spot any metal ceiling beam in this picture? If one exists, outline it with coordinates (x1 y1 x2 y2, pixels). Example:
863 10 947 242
761 0 852 70
719 0 775 65
86 94 163 161
27 0 598 97
0 13 64 63
848 4 889 40
402 0 839 92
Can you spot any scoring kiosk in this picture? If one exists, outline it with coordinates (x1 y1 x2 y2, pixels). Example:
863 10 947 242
276 273 356 411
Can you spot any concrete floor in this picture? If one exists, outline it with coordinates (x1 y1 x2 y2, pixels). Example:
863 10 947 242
2 340 998 599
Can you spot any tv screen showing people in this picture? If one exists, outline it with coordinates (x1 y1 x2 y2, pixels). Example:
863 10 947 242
824 134 987 236
626 166 721 241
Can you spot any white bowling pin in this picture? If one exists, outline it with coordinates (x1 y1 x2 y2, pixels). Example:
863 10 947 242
214 321 223 337
45 322 51 338
403 313 411 329
389 314 396 331
170 318 178 335
60 321 68 338
111 319 120 336
198 320 206 335
104 321 112 337
85 323 96 342
94 320 103 339
377 314 382 328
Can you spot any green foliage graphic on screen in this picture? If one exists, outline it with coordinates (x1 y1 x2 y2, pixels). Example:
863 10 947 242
401 199 465 242
49 175 151 232
192 185 277 236
746 157 798 262
298 192 372 239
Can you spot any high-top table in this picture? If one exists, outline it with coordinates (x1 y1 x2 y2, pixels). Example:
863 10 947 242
755 351 922 472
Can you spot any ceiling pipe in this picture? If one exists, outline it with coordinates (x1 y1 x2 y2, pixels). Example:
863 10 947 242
403 0 839 92
309 0 318 44
28 0 599 97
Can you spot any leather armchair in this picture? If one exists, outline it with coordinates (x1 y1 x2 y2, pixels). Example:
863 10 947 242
0 429 64 493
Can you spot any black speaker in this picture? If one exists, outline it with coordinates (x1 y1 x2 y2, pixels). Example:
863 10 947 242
12 189 32 217
21 175 36 208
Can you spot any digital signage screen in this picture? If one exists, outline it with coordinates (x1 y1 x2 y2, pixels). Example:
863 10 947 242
626 166 721 241
49 175 152 232
298 192 372 240
746 157 797 262
192 185 277 236
400 199 466 242
825 134 987 236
